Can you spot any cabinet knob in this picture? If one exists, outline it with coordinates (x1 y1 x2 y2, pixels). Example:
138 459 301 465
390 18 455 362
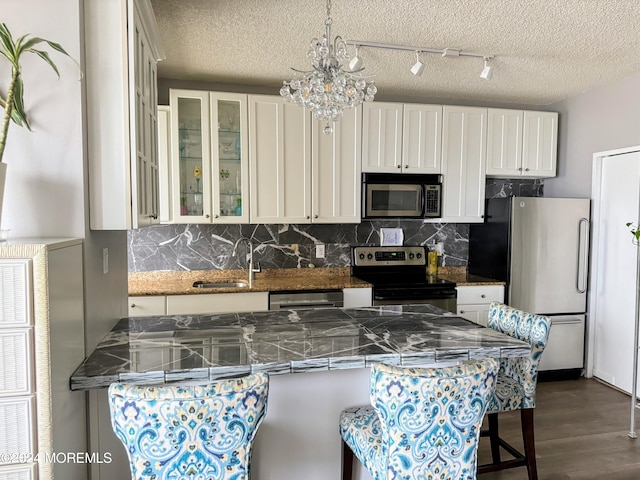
518 167 523 171
130 303 136 308
148 214 158 220
397 165 402 169
481 294 486 298
460 310 465 314
314 215 318 219
525 168 530 171
404 165 408 169
306 215 310 219
213 214 217 218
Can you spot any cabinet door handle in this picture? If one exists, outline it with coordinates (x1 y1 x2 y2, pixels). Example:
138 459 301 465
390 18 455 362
518 167 523 171
460 310 465 314
314 215 318 219
130 303 136 308
213 214 218 218
148 214 158 220
525 168 530 171
481 294 486 298
306 215 310 219
404 165 408 169
397 165 402 169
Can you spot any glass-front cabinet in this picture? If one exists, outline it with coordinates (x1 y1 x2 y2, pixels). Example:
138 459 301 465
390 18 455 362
169 89 248 223
170 90 212 222
210 92 249 223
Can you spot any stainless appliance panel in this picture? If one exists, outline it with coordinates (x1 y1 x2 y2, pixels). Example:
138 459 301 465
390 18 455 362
373 297 456 313
509 197 590 314
268 290 344 310
538 314 585 371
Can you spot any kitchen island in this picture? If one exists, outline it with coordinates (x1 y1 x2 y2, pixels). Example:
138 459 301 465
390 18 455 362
72 305 529 480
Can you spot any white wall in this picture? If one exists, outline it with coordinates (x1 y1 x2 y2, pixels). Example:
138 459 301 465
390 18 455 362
545 71 640 198
1 0 128 361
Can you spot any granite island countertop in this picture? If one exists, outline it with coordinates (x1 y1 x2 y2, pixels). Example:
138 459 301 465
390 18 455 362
128 266 503 296
70 304 529 390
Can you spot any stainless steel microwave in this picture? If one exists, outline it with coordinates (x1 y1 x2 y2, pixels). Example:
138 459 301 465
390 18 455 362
362 173 442 219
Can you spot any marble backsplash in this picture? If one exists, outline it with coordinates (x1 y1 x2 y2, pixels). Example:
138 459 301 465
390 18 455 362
128 178 542 272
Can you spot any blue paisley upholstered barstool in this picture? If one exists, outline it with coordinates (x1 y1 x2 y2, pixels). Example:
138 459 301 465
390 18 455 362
478 302 551 480
339 359 499 480
108 372 269 480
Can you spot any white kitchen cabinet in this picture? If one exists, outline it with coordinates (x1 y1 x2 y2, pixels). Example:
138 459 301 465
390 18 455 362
486 109 558 178
362 102 442 174
441 106 487 223
169 90 250 224
249 95 312 223
211 92 250 223
129 295 167 317
342 288 372 308
456 285 504 327
166 292 269 315
0 240 86 480
251 95 360 224
361 102 404 172
86 0 165 229
170 89 212 223
522 110 558 177
312 107 362 223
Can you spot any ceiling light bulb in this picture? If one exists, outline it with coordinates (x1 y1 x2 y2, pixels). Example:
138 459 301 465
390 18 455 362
411 51 424 76
480 57 493 80
349 47 362 71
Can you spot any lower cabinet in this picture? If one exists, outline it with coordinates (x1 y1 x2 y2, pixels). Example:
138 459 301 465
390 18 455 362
456 285 504 327
129 295 167 317
166 292 269 315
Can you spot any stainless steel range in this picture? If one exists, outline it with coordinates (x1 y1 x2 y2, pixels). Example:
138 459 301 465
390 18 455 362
351 246 457 312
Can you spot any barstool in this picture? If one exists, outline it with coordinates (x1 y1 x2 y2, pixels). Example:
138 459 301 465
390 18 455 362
109 372 269 480
478 302 551 480
340 359 498 480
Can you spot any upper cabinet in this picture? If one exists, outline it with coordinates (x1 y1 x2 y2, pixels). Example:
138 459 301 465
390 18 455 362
168 90 250 224
248 95 361 224
486 109 558 178
362 102 442 174
85 0 165 230
441 106 487 223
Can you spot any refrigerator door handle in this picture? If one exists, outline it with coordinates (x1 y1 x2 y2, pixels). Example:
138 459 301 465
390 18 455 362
577 217 589 293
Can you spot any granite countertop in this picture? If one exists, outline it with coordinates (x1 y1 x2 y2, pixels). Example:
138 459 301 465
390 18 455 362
70 304 530 390
129 266 503 296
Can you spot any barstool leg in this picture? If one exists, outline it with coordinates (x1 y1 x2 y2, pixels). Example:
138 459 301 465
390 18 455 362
341 439 354 480
521 408 538 480
488 413 501 464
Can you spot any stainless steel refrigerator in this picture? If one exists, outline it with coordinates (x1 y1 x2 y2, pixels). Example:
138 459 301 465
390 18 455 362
468 196 590 374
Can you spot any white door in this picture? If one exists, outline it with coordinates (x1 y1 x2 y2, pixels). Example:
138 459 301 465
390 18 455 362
402 104 442 173
521 111 558 177
591 150 640 394
361 102 403 173
440 106 487 223
249 95 312 223
485 108 523 177
312 107 362 223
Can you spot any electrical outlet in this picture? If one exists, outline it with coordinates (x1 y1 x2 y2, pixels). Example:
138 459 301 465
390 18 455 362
315 244 325 258
102 248 109 275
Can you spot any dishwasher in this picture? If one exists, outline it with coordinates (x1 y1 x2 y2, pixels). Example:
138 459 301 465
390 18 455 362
268 290 344 310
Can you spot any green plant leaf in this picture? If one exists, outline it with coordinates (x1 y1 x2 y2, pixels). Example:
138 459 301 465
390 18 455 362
0 97 23 125
11 78 30 130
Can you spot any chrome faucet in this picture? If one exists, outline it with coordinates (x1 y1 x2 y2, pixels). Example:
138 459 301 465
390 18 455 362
232 236 260 286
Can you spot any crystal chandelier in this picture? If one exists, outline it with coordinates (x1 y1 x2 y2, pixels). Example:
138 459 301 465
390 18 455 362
280 0 376 135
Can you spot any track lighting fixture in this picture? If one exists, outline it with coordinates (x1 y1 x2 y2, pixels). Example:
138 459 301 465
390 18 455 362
480 57 493 80
410 51 424 76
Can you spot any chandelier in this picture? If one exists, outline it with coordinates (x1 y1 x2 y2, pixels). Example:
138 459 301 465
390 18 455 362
280 0 376 135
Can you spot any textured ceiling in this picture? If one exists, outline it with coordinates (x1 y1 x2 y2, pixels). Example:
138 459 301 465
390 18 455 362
150 0 640 106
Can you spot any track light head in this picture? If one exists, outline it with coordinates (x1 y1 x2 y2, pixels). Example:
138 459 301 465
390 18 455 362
480 57 493 80
411 51 424 76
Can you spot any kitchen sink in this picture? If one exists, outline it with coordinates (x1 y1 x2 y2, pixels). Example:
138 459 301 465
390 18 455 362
192 280 249 289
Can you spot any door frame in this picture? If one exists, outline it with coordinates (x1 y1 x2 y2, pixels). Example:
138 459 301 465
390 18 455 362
587 145 640 378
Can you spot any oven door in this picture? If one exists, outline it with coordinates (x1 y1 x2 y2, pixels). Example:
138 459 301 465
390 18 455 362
364 183 424 218
372 286 457 313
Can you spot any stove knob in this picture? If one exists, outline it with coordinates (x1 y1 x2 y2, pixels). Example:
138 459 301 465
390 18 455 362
358 253 365 260
416 252 423 259
408 253 415 259
367 253 373 260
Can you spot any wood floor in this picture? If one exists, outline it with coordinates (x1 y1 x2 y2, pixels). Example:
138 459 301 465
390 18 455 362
477 378 640 480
